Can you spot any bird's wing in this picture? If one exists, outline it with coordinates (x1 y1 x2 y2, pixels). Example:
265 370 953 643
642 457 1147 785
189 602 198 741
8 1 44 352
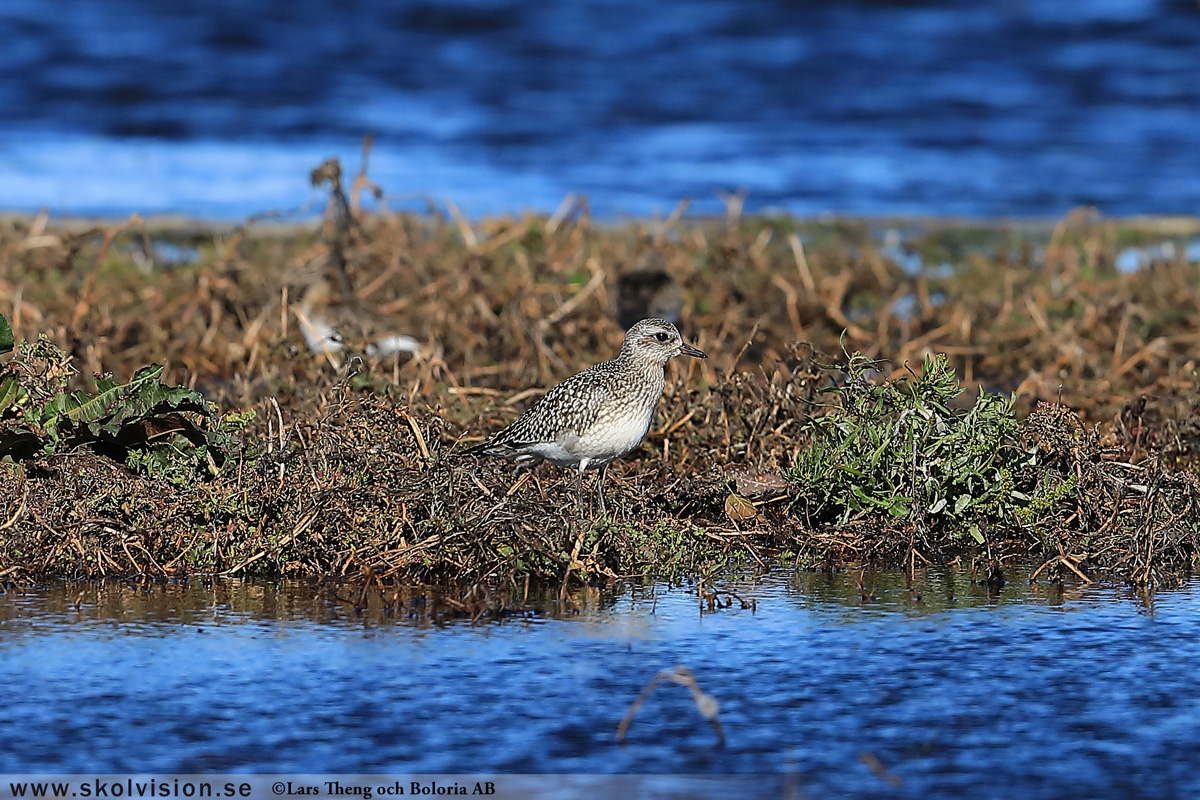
492 368 614 448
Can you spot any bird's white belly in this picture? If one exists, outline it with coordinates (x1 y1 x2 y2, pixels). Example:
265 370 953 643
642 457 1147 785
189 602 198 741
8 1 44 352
531 413 653 469
576 414 653 467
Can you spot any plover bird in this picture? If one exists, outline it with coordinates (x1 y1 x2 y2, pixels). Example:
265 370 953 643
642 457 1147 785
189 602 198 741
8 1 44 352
294 280 422 362
464 318 706 514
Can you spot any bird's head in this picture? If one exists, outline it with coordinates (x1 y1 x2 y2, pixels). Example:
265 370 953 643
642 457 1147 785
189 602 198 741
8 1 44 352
621 318 707 365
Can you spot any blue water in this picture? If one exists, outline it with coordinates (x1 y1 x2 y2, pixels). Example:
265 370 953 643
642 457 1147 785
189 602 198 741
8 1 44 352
1 0 1199 219
2 570 1200 798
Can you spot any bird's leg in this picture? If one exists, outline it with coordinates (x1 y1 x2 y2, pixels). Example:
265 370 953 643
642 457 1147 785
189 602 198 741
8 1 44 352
596 464 608 517
576 459 589 519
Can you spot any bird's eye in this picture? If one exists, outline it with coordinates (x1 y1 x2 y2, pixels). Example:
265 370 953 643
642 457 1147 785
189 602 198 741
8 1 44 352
655 332 671 342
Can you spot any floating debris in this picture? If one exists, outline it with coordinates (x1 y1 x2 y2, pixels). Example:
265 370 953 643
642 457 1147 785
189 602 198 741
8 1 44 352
616 665 725 747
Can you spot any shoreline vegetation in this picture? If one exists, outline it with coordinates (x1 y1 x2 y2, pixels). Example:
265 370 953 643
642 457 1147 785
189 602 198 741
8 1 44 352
1 161 1199 591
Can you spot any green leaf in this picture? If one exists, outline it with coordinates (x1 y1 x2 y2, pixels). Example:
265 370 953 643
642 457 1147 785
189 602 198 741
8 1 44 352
887 497 911 519
850 484 875 509
0 347 223 482
41 392 80 419
64 364 163 424
968 524 984 544
0 312 12 354
0 375 18 414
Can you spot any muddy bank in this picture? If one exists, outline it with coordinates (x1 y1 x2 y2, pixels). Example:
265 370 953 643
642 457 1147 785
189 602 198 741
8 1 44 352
1 189 1198 587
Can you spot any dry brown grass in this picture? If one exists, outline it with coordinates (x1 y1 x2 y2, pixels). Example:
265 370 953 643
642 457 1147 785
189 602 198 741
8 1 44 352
1 166 1199 588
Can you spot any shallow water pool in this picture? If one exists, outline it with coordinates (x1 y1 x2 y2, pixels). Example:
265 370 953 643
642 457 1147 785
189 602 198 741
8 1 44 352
1 569 1197 798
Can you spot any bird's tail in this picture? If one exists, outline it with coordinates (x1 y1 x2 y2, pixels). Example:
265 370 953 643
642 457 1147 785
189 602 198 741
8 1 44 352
461 433 529 458
460 436 507 456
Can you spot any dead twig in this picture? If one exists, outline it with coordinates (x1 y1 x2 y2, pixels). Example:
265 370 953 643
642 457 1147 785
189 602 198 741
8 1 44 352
616 665 725 747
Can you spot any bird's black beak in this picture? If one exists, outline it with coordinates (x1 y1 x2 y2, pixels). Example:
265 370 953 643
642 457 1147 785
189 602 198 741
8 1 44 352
680 342 707 359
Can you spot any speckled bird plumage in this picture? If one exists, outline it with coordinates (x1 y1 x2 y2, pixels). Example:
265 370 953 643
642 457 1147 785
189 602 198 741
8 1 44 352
465 318 706 513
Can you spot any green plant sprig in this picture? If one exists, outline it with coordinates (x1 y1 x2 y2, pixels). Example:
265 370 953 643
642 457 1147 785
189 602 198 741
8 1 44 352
785 350 1067 543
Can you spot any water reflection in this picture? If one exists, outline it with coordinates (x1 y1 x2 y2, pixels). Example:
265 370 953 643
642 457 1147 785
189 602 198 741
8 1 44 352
0 566 1172 629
